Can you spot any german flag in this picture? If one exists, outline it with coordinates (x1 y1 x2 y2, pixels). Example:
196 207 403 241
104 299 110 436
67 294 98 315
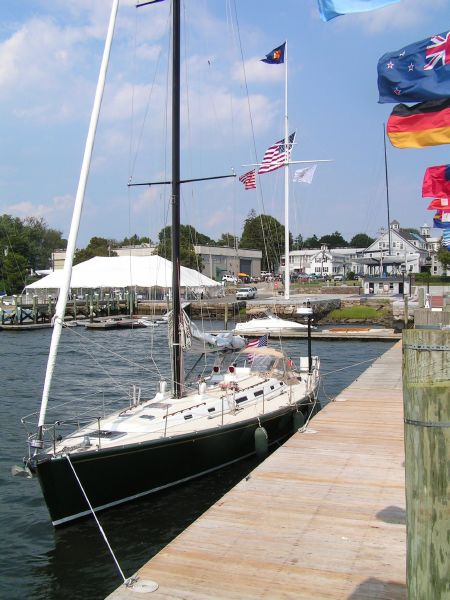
387 98 450 149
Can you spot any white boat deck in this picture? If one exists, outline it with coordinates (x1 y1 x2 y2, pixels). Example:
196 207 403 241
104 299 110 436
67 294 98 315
49 353 319 455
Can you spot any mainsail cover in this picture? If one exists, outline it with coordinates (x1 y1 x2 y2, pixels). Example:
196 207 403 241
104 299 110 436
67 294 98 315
170 309 245 353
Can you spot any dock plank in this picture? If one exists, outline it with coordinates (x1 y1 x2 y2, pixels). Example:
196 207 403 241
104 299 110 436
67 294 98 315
107 341 405 599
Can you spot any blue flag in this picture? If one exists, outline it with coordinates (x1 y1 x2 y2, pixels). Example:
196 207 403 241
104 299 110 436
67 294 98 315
261 43 285 65
442 230 450 248
318 0 399 22
378 31 450 103
433 211 450 229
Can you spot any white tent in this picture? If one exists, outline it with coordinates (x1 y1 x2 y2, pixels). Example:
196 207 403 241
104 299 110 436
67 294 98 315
26 256 222 293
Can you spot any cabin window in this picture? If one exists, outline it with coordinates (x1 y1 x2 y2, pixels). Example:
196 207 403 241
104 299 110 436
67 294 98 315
96 430 127 439
236 396 248 404
250 356 275 372
184 414 193 420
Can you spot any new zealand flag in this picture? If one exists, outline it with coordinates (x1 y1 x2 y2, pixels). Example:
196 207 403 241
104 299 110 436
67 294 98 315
377 31 450 103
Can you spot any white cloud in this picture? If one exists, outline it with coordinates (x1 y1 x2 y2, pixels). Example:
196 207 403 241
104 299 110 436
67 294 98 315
132 185 164 214
5 194 73 220
231 57 285 85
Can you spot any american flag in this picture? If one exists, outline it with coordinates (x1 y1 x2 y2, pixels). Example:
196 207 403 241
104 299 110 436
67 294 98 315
239 169 256 190
246 335 268 362
258 132 295 174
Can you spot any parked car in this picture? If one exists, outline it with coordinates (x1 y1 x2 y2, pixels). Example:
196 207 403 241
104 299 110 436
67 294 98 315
236 287 256 299
222 274 237 283
333 274 344 281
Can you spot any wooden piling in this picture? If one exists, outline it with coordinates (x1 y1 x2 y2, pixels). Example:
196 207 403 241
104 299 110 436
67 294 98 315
418 288 425 308
89 292 94 323
402 329 450 599
32 295 38 324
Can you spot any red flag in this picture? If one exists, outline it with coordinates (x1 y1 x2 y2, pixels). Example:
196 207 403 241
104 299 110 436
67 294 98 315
239 169 256 190
427 198 450 211
422 164 450 198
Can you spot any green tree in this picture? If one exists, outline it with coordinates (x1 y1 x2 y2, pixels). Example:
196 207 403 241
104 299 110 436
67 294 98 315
0 251 29 294
349 233 375 248
156 225 205 270
303 234 320 249
74 237 117 265
217 233 238 248
319 231 348 248
0 214 66 293
292 234 303 250
437 246 450 272
22 216 66 270
120 234 151 246
240 212 289 272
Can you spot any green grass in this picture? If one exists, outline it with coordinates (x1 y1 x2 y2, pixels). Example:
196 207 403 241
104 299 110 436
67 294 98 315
328 306 388 320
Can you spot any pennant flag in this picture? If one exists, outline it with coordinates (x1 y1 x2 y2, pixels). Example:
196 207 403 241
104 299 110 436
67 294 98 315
261 43 285 65
246 335 268 363
377 30 450 104
422 164 450 198
442 230 450 247
318 0 399 22
239 169 256 190
259 133 296 175
293 165 317 184
427 198 450 212
433 210 450 229
387 98 450 148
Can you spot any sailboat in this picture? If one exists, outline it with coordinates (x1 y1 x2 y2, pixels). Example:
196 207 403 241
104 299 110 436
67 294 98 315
23 0 320 527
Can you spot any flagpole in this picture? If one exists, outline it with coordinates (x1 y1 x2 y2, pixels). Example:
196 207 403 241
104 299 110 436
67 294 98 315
383 123 392 262
284 40 290 300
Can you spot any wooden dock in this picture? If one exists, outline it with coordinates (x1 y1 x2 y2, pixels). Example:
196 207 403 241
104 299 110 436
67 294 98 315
107 341 406 599
236 328 401 341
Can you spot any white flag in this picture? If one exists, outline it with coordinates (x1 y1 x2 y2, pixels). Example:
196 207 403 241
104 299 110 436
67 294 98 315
293 164 317 184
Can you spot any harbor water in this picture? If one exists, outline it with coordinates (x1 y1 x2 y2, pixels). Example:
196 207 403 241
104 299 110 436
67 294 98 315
0 324 394 600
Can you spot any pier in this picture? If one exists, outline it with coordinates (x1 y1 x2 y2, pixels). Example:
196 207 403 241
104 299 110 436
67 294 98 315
108 341 406 599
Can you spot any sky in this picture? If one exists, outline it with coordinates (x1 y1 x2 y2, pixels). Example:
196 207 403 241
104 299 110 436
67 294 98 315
0 0 449 248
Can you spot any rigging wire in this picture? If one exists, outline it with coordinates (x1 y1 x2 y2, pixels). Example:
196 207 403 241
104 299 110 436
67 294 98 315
61 322 163 378
230 0 274 270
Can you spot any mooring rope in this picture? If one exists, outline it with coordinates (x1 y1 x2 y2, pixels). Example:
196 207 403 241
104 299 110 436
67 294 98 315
65 454 134 586
320 356 378 377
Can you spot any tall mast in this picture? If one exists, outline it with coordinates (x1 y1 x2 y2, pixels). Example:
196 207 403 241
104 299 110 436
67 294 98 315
383 124 392 264
283 41 290 300
171 0 183 397
35 0 119 442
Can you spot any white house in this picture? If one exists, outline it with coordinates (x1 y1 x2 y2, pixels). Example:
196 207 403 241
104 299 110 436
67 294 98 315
356 220 429 276
282 246 365 278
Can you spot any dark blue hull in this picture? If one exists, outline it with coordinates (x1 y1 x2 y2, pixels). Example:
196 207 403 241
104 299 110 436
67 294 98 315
36 400 314 526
